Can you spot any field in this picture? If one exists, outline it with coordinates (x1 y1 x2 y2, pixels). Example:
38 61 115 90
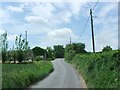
2 61 53 89
66 50 120 88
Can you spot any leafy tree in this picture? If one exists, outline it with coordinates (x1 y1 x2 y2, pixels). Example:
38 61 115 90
1 32 8 63
15 34 26 63
46 47 55 60
65 43 87 61
11 45 17 63
102 45 112 52
65 43 87 54
53 45 64 58
32 46 45 58
65 50 76 62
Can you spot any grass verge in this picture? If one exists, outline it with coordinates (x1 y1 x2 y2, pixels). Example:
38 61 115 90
2 61 54 89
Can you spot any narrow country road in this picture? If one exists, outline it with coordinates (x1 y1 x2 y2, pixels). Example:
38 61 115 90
29 58 85 88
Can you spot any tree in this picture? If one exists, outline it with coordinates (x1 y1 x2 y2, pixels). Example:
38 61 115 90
15 34 26 63
102 45 112 52
1 32 8 63
32 46 45 58
46 47 55 60
65 43 87 61
53 45 64 58
11 45 17 63
65 43 87 54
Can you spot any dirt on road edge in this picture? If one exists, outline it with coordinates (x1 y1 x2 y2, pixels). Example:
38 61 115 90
71 64 88 89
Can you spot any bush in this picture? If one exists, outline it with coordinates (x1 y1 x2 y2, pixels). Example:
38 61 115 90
102 45 112 52
34 56 43 61
46 58 52 61
17 50 24 63
2 52 6 63
65 50 76 62
68 50 119 88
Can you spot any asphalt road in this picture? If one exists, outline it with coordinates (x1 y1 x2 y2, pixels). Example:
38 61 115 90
29 58 85 88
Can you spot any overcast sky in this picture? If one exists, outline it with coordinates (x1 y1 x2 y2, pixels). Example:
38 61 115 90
0 0 118 52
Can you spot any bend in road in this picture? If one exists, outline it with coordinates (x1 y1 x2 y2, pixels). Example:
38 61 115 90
29 58 84 88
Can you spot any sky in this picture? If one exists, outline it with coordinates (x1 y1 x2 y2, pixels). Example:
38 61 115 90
0 0 118 52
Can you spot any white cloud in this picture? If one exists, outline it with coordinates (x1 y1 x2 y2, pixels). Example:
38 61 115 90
7 5 24 12
1 0 119 2
95 29 118 51
92 3 118 51
0 8 18 25
0 29 5 35
25 16 49 23
47 28 78 39
41 28 79 47
0 8 10 24
96 3 118 24
0 29 18 41
98 3 117 17
8 34 18 41
25 2 86 24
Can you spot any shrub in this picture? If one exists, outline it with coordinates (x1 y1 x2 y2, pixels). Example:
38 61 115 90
68 50 119 88
34 56 43 61
46 58 52 61
102 45 112 52
65 50 76 62
17 50 24 63
2 52 6 63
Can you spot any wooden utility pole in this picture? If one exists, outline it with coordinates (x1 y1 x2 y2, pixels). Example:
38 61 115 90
70 37 72 44
90 9 95 53
25 31 27 44
25 31 28 62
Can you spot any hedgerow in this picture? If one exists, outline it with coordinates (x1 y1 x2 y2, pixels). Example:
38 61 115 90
66 50 120 88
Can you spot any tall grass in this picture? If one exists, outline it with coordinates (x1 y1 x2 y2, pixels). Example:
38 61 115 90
2 61 53 89
66 50 120 88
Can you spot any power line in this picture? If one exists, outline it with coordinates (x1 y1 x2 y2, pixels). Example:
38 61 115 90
80 15 90 37
92 0 99 10
79 0 99 37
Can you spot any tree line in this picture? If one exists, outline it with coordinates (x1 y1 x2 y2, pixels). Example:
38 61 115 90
1 31 31 63
0 31 113 64
0 31 65 63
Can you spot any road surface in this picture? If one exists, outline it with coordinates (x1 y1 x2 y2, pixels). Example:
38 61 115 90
29 58 85 88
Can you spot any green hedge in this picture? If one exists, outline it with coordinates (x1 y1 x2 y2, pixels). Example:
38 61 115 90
2 61 53 89
66 50 120 88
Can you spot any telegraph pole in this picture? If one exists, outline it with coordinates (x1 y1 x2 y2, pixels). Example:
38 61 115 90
70 37 72 44
90 9 95 53
25 31 27 44
25 31 28 50
25 31 28 62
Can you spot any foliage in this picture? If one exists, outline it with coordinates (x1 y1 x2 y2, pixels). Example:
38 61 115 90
12 32 31 63
102 45 112 52
46 47 55 60
2 61 53 89
17 50 24 63
53 45 64 58
46 58 52 61
65 50 76 62
68 50 119 88
34 56 43 61
32 46 45 57
15 35 26 63
65 43 87 54
65 43 87 61
1 32 8 63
